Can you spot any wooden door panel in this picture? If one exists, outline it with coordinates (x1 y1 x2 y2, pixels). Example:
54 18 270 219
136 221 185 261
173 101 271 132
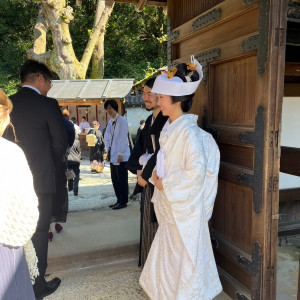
213 180 253 251
215 252 252 290
212 56 258 126
167 0 287 298
219 143 254 169
177 7 259 59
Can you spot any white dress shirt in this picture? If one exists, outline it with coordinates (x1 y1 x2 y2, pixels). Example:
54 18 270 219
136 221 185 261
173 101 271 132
104 114 130 165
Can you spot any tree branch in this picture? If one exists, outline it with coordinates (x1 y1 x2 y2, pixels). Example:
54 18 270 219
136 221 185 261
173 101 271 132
80 1 115 69
32 6 48 55
27 49 51 65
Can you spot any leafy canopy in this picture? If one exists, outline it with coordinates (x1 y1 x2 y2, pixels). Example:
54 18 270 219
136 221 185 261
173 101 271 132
0 1 167 94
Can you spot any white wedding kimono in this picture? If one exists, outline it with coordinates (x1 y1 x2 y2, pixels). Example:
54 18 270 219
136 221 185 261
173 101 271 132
139 114 222 300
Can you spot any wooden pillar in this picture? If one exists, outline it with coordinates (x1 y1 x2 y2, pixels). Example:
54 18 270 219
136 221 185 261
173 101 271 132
297 257 300 300
86 107 89 122
76 106 79 124
96 105 99 122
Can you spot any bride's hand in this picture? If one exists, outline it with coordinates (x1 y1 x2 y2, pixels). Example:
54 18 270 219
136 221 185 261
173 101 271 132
153 172 163 191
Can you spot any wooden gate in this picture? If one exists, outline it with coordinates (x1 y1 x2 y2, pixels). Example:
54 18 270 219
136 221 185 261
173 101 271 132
167 0 287 299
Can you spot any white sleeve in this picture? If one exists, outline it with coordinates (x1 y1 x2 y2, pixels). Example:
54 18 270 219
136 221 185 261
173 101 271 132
104 120 112 149
0 145 39 247
115 117 129 155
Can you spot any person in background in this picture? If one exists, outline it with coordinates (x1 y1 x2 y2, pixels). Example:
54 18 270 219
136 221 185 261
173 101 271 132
3 60 67 299
67 131 81 196
135 119 145 143
48 109 75 241
87 120 105 173
126 78 168 267
104 100 130 210
71 117 81 135
79 116 90 132
0 89 39 300
139 57 222 299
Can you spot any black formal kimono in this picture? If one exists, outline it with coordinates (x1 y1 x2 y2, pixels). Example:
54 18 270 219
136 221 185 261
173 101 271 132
126 111 168 267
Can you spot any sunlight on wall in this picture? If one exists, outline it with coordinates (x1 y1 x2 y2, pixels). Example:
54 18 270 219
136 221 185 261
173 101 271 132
279 97 300 189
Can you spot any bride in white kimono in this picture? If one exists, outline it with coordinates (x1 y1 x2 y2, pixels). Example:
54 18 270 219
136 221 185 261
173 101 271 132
139 57 222 300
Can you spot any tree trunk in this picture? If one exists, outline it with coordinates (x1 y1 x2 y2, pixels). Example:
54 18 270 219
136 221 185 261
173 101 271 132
91 1 114 79
28 0 115 80
33 7 47 55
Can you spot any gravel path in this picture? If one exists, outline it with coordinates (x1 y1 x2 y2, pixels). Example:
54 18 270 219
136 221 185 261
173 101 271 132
68 160 138 212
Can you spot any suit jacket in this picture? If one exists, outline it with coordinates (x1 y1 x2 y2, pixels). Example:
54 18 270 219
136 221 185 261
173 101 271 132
4 87 68 194
127 111 168 182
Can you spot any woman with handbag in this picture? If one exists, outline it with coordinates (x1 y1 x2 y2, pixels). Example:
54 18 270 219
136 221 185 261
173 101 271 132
87 121 105 173
0 89 39 300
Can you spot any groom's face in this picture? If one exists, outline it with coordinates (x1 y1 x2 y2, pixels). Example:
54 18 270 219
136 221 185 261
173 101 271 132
143 86 158 111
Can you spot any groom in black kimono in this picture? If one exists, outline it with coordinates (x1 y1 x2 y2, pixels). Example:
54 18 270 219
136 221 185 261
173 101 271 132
126 78 168 267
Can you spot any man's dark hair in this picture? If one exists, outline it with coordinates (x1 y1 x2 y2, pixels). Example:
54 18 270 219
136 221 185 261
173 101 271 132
104 99 118 112
81 116 86 120
144 78 156 89
20 60 53 84
71 117 77 123
140 119 145 125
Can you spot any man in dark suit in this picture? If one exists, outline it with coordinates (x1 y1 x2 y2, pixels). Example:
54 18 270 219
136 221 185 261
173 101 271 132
4 60 67 299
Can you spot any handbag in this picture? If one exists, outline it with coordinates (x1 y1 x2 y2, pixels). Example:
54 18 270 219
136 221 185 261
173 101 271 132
106 147 111 162
65 168 76 180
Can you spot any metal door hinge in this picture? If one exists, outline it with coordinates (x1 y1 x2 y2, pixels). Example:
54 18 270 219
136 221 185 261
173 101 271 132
274 28 285 47
267 266 275 281
268 177 278 192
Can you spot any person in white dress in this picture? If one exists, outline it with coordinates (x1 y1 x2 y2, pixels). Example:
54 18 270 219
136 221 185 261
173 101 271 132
0 89 39 300
139 57 222 300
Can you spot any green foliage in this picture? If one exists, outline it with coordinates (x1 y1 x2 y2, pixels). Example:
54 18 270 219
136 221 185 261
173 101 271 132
0 0 38 91
104 3 167 81
0 0 167 90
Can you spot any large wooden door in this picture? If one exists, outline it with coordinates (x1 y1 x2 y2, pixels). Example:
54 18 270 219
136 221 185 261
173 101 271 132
168 0 287 299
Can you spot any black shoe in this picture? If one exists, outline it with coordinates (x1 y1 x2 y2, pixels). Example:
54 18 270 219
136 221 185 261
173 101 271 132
74 192 78 196
35 277 61 300
112 203 127 210
109 202 118 208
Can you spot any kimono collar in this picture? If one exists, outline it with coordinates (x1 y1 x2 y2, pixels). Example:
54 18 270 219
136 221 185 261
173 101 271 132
165 114 198 136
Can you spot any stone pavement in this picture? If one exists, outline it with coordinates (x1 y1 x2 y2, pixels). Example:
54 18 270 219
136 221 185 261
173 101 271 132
46 160 299 300
46 160 230 299
66 159 138 212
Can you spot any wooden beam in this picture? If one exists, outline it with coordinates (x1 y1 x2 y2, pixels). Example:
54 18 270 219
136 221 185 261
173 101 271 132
58 99 105 106
280 146 300 176
136 0 147 11
297 256 300 300
115 0 167 7
284 83 300 96
285 62 300 77
279 188 300 202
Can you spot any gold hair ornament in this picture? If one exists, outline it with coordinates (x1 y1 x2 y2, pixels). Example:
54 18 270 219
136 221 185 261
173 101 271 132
167 67 177 79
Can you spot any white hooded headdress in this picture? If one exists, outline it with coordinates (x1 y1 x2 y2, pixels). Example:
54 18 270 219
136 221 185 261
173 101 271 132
151 56 203 97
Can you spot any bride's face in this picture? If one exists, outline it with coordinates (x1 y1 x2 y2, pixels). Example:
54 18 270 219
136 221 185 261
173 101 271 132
157 94 174 116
